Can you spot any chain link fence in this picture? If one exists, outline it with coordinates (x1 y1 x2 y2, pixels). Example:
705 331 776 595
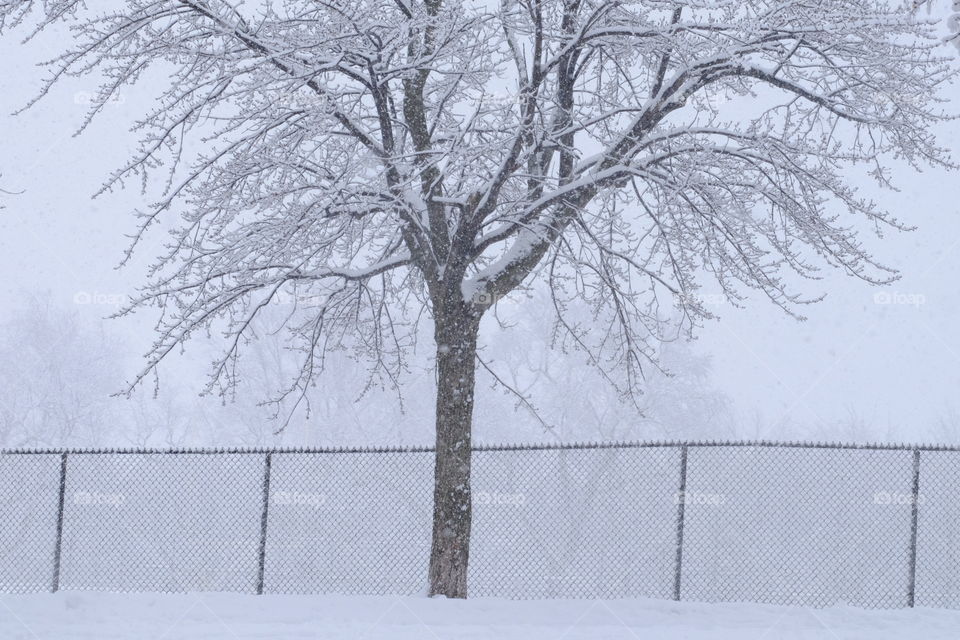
1 441 958 608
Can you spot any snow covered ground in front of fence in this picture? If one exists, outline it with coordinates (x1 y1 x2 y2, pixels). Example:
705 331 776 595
2 592 960 639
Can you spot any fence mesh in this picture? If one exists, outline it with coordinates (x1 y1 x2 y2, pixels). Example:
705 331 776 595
0 453 61 593
915 451 960 608
470 446 679 599
0 441 958 607
60 453 264 593
679 446 915 608
263 451 432 595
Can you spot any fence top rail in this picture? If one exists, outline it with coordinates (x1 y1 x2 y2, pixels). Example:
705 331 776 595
2 438 959 456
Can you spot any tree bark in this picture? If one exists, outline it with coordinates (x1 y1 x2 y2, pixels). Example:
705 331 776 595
428 304 481 598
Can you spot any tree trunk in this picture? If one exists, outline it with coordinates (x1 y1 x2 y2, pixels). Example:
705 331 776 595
428 305 481 598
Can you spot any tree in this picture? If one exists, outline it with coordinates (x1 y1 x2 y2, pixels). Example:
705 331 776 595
2 0 955 597
0 294 165 448
0 295 110 448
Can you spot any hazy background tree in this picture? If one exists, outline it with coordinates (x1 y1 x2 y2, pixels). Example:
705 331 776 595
1 0 955 596
0 290 732 448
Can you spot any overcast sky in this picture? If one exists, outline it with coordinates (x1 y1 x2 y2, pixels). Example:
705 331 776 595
1 3 959 445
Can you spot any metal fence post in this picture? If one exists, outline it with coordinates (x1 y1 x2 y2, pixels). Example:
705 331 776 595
907 448 922 607
673 444 689 601
255 452 273 595
51 452 68 593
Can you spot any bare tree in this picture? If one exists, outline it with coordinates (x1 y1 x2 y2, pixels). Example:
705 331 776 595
2 0 955 596
0 295 150 448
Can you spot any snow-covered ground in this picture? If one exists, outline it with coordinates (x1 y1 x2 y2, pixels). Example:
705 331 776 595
2 592 959 639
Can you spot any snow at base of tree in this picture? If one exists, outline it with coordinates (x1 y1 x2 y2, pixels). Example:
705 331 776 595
1 592 958 639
